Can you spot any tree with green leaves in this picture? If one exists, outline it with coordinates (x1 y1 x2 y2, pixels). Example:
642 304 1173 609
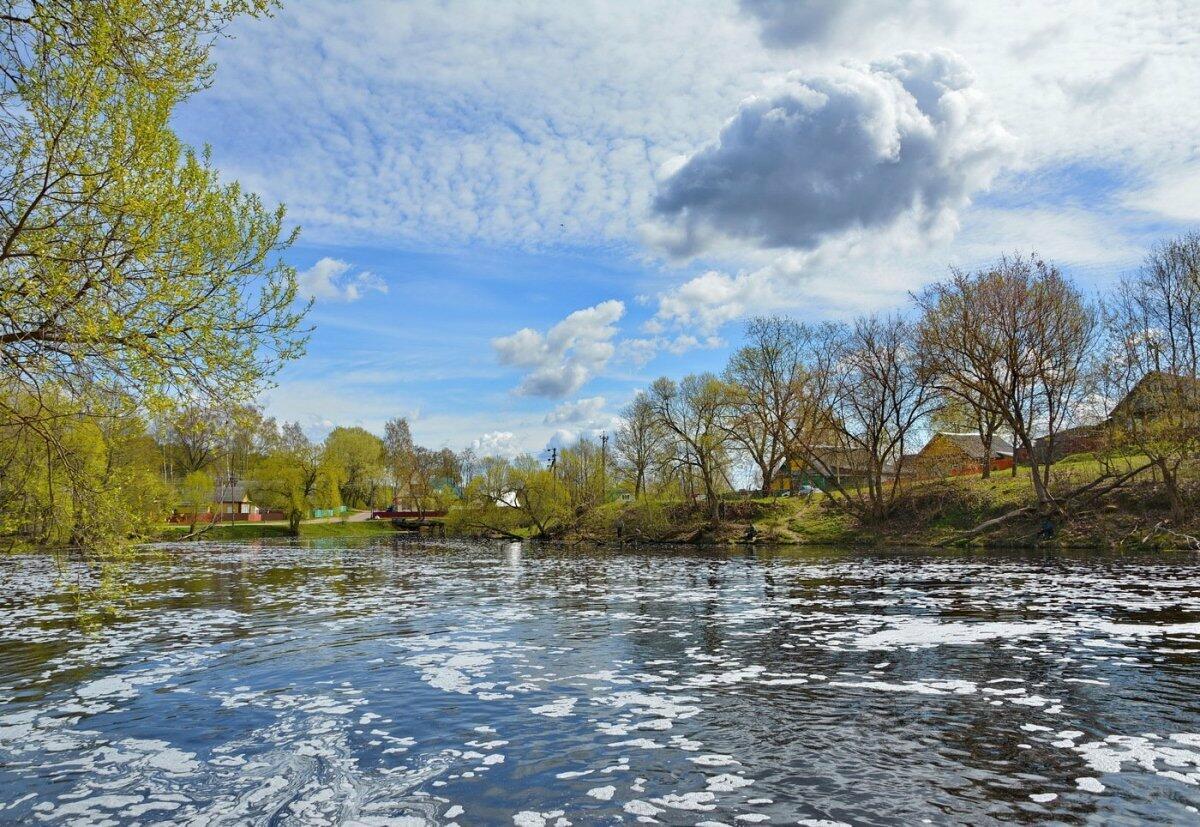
322 426 385 508
179 468 216 535
1 1 307 412
0 1 307 551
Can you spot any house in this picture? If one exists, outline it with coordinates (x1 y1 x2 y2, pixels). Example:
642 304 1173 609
1109 371 1200 424
170 479 271 524
1018 373 1200 464
769 447 876 494
1020 425 1106 465
213 481 263 521
916 432 1014 477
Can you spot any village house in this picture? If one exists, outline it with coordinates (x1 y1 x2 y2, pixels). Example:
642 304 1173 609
1022 372 1200 463
916 432 1015 477
768 447 877 494
213 481 258 520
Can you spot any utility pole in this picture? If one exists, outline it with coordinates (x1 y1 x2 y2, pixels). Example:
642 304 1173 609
547 447 557 473
600 433 608 503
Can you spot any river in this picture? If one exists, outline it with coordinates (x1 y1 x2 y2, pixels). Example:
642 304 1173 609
2 540 1200 825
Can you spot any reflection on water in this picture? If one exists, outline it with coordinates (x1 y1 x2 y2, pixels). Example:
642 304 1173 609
3 540 1200 824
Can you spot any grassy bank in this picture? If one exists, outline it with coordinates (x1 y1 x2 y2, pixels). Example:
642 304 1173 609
154 519 398 542
556 459 1198 550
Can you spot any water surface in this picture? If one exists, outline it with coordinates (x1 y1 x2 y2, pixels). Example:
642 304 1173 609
3 540 1200 825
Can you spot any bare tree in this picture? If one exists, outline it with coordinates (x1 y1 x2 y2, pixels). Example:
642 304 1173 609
722 316 803 492
647 374 731 520
1103 233 1200 522
614 392 663 499
787 316 936 522
915 254 1098 507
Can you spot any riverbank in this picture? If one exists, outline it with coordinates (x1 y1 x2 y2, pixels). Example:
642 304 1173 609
555 462 1199 550
154 519 398 542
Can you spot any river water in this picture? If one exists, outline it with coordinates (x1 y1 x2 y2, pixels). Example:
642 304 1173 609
3 540 1200 825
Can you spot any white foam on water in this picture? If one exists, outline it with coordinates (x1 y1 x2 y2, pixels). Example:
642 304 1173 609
706 773 753 792
530 698 577 718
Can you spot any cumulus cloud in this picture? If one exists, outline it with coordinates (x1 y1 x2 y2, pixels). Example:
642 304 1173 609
739 0 957 48
493 300 625 398
298 257 388 302
544 396 607 425
471 431 522 459
650 50 1014 257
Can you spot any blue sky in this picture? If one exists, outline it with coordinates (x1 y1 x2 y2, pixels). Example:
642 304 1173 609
171 0 1200 456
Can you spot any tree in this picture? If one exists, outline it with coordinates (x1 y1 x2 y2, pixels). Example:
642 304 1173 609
1103 233 1200 522
509 455 570 536
614 392 663 499
0 1 307 444
0 387 170 549
158 401 229 476
915 254 1097 507
786 316 936 522
383 417 416 508
322 426 384 508
647 373 731 520
0 1 305 556
557 436 603 510
179 469 216 535
248 423 321 535
448 456 521 539
722 316 803 492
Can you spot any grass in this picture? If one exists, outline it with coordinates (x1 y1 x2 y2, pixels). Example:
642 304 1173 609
551 453 1197 549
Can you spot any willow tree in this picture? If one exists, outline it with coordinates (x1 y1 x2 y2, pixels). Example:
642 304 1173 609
0 0 308 421
0 2 307 548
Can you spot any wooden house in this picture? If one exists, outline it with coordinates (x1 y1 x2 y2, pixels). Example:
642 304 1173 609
768 447 876 494
916 432 1014 477
213 482 261 521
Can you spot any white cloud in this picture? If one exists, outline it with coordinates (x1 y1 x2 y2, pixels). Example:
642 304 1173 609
471 431 522 459
184 0 1200 444
493 300 625 398
1123 164 1200 224
544 396 607 425
189 1 1200 260
298 257 388 302
650 50 1015 257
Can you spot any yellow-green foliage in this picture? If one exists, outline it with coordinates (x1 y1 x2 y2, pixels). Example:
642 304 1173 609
0 391 172 551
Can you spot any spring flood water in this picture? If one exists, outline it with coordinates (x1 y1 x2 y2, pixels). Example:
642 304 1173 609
3 540 1200 824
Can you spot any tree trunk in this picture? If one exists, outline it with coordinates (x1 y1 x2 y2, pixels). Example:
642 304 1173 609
981 425 995 479
1159 459 1187 524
